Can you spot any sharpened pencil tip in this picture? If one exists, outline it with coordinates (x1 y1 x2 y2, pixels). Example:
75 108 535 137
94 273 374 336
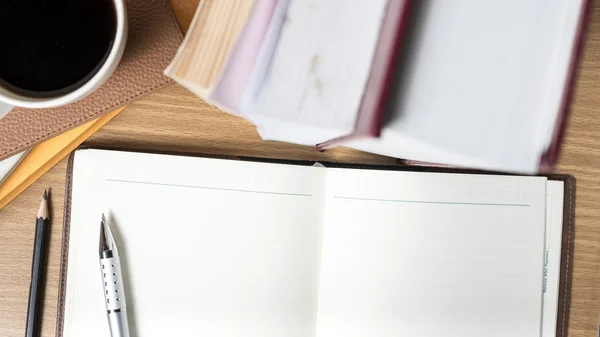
37 191 49 219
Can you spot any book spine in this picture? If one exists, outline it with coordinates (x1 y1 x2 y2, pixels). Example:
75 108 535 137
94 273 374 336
539 0 593 172
316 0 413 150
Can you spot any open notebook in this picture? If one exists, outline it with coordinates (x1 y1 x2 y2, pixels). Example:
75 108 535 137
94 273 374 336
57 149 574 337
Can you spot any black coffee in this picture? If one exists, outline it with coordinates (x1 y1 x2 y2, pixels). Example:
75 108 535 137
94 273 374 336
0 0 116 98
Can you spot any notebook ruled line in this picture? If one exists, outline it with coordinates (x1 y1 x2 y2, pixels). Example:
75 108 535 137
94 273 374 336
334 195 530 207
105 179 313 197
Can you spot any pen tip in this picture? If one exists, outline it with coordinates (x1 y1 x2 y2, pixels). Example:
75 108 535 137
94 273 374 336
99 213 116 254
43 190 47 200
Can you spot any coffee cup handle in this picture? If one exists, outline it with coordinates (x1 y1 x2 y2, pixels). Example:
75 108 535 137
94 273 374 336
0 101 13 120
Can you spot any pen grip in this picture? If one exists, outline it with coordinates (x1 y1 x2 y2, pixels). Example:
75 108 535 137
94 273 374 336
101 255 130 337
107 310 130 337
100 255 126 311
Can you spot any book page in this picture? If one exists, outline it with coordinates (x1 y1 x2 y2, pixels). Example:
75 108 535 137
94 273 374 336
243 0 388 145
63 149 326 337
0 150 27 184
164 0 255 91
316 169 547 337
542 181 565 337
211 0 279 112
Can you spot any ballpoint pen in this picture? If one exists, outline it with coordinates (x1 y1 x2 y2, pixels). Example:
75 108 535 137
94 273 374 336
99 214 131 337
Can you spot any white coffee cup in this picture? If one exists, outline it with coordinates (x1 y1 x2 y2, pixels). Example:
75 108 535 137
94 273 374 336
0 0 128 119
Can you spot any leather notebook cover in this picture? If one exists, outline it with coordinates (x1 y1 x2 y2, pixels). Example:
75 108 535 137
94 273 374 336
56 148 576 337
0 0 183 161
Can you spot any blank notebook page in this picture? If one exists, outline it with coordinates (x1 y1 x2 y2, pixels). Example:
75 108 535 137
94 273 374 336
63 150 326 337
316 169 547 337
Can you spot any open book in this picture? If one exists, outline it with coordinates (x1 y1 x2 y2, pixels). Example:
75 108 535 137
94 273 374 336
58 149 573 337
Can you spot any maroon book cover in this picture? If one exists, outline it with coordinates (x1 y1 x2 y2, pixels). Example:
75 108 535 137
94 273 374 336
539 0 593 172
317 0 412 150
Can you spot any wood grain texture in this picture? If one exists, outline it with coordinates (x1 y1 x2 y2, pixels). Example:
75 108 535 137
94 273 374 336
0 1 599 336
554 2 600 334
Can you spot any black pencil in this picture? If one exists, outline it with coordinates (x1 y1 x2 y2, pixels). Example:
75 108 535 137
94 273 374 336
25 190 49 337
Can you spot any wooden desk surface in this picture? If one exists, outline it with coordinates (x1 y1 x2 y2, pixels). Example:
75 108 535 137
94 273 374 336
1 1 599 336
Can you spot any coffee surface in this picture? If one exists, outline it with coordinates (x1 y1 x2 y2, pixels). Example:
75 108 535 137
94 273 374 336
0 0 116 97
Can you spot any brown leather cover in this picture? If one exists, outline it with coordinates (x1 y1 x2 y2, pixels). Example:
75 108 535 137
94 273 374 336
56 148 576 337
547 173 576 337
0 0 183 161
